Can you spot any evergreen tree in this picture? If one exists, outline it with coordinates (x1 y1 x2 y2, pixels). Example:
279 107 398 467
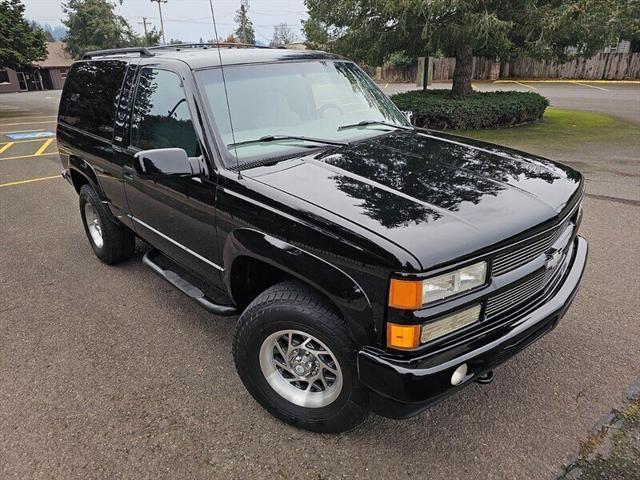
304 0 638 97
234 3 255 44
0 0 47 69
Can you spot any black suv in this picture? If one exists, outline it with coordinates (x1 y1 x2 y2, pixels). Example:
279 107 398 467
57 45 588 433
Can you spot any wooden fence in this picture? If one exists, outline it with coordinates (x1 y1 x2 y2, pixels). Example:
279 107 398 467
374 52 640 82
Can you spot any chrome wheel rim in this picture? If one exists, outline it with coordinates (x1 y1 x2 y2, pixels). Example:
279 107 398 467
259 330 343 408
84 203 104 249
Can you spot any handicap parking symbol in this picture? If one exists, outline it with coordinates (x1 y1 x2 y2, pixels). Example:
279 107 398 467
6 131 55 140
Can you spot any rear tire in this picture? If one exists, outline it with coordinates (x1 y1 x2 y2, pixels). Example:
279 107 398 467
233 281 369 433
79 184 135 264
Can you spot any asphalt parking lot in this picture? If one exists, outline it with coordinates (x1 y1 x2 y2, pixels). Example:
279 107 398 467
1 85 639 479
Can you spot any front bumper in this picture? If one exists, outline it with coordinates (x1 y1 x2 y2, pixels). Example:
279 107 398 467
358 236 588 419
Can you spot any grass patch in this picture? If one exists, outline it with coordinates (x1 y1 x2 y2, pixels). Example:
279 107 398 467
455 107 639 150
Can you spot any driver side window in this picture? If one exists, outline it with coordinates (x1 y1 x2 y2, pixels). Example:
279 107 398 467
130 68 200 156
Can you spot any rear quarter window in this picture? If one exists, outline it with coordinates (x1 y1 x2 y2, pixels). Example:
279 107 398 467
59 60 127 140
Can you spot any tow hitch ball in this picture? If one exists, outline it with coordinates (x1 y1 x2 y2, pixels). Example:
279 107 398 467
475 370 495 384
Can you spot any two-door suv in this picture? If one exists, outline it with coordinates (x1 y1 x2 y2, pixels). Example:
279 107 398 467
57 44 588 432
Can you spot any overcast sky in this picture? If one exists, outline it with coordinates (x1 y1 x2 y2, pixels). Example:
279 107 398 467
22 0 309 45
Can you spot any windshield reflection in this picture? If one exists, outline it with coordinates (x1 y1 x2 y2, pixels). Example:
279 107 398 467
196 61 408 167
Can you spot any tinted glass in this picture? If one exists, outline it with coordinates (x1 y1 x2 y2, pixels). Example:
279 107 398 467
130 69 199 156
196 61 408 167
59 60 126 139
114 65 138 140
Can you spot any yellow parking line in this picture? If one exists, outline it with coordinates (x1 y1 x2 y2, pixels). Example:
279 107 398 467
34 138 54 155
0 120 57 128
0 138 54 146
494 79 639 84
0 175 61 188
1 115 57 121
0 152 58 161
500 80 537 90
0 142 14 154
572 81 609 91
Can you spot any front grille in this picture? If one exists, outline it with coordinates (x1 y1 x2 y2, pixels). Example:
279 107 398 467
492 219 570 276
486 270 547 317
486 246 570 319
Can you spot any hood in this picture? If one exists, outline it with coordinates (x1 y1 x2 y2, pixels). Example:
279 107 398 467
246 130 583 270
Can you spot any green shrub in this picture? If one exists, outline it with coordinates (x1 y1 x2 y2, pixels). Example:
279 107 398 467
385 52 415 70
390 89 549 130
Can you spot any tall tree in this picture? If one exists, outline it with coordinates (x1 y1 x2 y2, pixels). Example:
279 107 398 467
304 0 636 97
270 23 296 47
134 27 161 47
0 0 47 70
31 21 56 42
234 2 255 44
62 0 140 57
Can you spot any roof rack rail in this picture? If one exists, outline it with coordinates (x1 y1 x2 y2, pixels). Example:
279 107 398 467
149 42 276 51
82 47 155 60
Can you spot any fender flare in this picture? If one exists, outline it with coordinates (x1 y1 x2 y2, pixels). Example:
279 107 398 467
69 156 106 199
223 228 376 345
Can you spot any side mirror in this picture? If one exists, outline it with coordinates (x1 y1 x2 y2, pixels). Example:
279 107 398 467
133 148 198 177
401 110 414 125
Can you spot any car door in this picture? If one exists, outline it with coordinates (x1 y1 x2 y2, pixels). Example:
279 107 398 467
123 65 226 297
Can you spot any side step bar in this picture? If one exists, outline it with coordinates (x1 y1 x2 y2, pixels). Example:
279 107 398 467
142 249 238 316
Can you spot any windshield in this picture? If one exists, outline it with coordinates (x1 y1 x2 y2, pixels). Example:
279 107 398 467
196 61 409 168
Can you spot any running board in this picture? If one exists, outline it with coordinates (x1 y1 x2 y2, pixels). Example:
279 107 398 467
142 249 238 316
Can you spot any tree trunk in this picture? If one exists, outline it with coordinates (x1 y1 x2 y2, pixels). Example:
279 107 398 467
451 43 474 97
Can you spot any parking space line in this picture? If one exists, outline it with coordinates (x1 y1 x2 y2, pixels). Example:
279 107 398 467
493 79 538 90
571 81 609 91
0 115 57 121
0 175 61 188
0 152 58 161
34 138 54 156
0 142 14 154
0 120 57 128
0 138 54 146
1 128 45 134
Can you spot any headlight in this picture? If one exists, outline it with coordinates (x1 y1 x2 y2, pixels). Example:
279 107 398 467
421 305 481 343
386 304 481 349
389 261 487 309
422 261 487 303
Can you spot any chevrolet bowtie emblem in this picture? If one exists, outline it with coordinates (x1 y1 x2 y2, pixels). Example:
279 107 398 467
545 249 563 270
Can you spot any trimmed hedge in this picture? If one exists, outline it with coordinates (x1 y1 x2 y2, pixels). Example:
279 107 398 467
390 89 549 130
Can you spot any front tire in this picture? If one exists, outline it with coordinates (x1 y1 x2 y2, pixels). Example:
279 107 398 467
79 184 135 264
233 281 369 433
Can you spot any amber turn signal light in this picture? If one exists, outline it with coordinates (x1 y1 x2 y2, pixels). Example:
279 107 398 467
388 278 423 309
387 323 421 350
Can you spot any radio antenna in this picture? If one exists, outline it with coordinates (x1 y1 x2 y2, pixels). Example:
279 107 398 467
208 0 242 178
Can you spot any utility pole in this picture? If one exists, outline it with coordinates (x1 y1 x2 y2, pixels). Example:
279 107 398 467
150 0 167 45
139 16 149 38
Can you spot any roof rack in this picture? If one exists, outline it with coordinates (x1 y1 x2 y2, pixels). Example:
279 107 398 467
149 42 281 51
82 47 155 60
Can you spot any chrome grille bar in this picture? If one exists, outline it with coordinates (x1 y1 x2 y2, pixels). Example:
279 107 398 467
486 270 546 317
492 220 569 275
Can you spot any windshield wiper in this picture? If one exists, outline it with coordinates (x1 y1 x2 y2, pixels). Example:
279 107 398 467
337 120 414 132
227 135 348 149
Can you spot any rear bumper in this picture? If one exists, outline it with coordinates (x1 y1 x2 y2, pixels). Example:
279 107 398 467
357 236 588 419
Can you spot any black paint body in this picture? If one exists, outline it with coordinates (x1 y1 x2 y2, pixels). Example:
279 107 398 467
57 48 588 418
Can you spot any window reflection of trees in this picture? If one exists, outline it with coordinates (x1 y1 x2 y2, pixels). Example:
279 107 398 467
333 62 405 124
62 61 126 139
131 69 199 156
